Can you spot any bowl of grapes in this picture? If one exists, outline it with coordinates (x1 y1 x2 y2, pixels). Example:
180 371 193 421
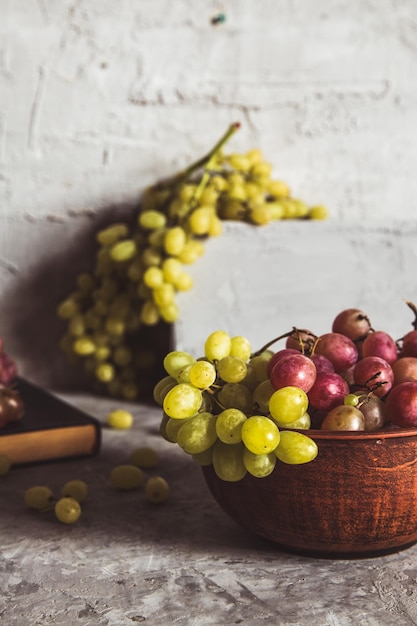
155 303 417 557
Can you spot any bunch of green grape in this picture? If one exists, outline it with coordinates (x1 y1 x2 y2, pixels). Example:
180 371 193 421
155 330 318 482
57 122 328 400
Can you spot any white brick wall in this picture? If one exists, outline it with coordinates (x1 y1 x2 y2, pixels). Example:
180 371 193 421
1 0 417 386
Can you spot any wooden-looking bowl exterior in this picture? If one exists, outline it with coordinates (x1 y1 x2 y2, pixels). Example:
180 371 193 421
203 429 417 556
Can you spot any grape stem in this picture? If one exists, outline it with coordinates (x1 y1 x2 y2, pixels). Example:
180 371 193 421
176 122 241 185
405 299 417 330
252 327 318 357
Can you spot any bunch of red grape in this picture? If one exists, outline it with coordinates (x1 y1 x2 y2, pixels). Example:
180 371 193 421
0 339 24 428
153 301 417 482
277 301 417 430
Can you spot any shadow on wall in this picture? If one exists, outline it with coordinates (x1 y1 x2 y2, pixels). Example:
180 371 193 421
4 199 173 396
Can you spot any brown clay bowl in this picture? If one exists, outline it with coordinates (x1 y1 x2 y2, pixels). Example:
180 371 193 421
203 428 417 557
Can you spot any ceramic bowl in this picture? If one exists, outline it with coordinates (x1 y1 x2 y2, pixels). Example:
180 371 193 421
203 427 417 557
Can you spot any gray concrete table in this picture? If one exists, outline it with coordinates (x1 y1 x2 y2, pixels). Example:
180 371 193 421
2 392 417 626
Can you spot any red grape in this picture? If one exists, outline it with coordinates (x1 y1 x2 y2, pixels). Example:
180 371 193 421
401 330 417 358
392 357 417 386
331 308 372 340
321 405 365 431
353 356 394 398
315 332 358 372
269 353 317 393
357 394 387 431
307 372 349 412
385 381 417 427
0 386 25 428
266 348 299 378
285 330 316 353
361 330 398 364
0 352 18 386
309 354 334 374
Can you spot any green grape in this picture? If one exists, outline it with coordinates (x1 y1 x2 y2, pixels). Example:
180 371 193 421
208 214 223 237
129 446 159 468
268 202 285 220
268 179 291 198
241 415 280 455
212 441 247 482
228 153 251 171
54 497 82 524
176 411 217 454
0 454 11 475
110 239 137 262
110 465 144 489
165 415 190 442
105 316 125 336
143 266 164 289
274 430 318 465
199 186 219 205
24 486 54 510
142 246 163 267
217 356 247 383
344 393 360 407
163 351 196 379
188 206 214 235
173 271 193 291
106 409 134 429
68 315 85 337
271 411 311 430
96 223 129 246
153 376 177 405
215 408 247 444
177 239 205 264
309 205 328 220
269 386 309 424
252 379 275 414
138 210 167 230
61 480 88 502
188 361 217 389
217 382 253 414
145 476 169 503
242 448 276 478
95 363 115 383
73 336 96 356
141 300 160 325
164 226 186 256
230 335 252 361
248 354 271 382
163 383 202 419
204 330 232 362
162 257 183 284
159 302 179 322
176 364 193 383
248 204 273 226
152 283 175 309
241 363 260 391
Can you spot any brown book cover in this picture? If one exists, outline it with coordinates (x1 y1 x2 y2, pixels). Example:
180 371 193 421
0 378 101 465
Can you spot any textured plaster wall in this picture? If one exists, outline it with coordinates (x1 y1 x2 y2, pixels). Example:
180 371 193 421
1 0 417 386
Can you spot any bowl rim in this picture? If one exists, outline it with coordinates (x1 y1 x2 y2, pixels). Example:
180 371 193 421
299 426 417 441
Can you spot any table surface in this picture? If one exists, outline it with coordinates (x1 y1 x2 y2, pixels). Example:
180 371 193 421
2 391 417 626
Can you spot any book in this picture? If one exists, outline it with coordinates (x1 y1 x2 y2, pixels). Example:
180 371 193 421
0 378 101 465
